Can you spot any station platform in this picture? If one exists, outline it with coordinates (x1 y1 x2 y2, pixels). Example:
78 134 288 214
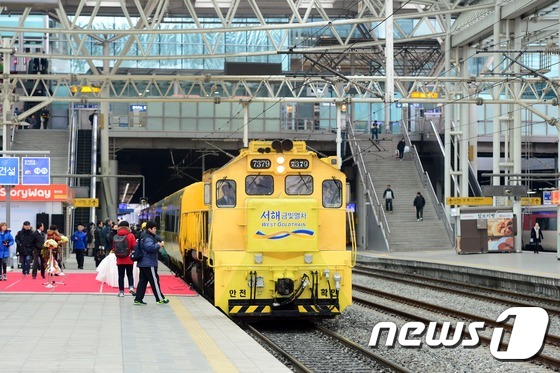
0 255 289 373
357 249 560 298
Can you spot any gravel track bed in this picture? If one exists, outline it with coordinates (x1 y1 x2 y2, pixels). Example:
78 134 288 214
320 305 554 372
353 273 560 337
251 325 395 372
352 282 560 362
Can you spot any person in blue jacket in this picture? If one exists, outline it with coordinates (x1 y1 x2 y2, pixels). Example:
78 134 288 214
0 222 15 281
71 224 88 269
133 220 168 305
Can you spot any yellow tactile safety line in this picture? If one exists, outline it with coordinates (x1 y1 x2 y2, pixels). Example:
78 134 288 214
169 296 239 372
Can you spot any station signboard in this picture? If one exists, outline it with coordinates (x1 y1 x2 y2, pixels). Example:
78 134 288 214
446 197 493 206
74 198 99 207
21 157 50 185
0 157 19 185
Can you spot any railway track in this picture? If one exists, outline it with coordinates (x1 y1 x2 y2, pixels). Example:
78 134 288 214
354 264 560 316
245 323 410 373
353 285 560 371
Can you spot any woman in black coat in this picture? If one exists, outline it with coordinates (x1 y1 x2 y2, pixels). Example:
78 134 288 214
530 222 544 254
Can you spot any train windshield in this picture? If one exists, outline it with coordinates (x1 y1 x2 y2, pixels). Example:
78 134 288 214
285 175 313 195
246 175 273 195
216 180 236 207
322 179 342 208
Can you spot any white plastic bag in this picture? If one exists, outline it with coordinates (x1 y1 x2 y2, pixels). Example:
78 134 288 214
95 252 118 287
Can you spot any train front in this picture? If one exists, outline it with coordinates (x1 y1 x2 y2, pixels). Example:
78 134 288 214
210 140 353 319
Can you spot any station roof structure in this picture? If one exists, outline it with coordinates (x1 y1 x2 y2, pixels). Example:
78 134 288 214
1 0 559 205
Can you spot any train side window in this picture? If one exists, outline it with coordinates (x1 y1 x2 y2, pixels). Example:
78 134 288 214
246 175 273 195
286 175 313 195
536 217 555 230
216 180 236 207
322 179 342 208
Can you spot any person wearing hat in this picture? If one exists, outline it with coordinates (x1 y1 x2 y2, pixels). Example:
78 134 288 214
115 221 137 297
15 221 34 275
134 220 168 305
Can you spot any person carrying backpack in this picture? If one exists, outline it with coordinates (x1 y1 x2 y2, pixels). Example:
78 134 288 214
113 221 137 297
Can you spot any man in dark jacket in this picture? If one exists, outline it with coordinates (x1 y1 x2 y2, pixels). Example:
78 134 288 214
413 192 426 221
31 222 46 279
15 221 34 275
133 220 168 305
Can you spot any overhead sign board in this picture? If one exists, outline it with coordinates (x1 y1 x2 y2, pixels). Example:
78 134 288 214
521 197 541 205
446 197 493 206
543 191 551 205
22 157 50 185
0 157 19 185
74 198 99 207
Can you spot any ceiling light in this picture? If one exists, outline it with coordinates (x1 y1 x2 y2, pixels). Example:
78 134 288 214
85 0 122 7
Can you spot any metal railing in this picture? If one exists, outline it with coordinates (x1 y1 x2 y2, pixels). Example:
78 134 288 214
402 125 454 244
347 122 390 250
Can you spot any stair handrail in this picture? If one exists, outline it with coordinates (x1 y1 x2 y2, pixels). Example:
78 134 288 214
448 120 483 197
427 120 483 197
427 120 460 196
347 123 391 243
402 124 454 244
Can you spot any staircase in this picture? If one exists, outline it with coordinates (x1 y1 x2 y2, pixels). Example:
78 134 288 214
10 128 70 182
353 132 452 252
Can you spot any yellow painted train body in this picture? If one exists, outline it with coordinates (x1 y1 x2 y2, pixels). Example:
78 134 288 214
146 140 355 318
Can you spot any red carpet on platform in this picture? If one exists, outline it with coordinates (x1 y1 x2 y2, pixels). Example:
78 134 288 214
0 272 198 296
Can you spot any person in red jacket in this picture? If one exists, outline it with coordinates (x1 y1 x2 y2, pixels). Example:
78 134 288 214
114 221 137 297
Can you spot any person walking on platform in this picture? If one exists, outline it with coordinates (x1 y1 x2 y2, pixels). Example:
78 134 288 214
15 221 34 276
31 222 46 279
134 220 168 305
413 192 426 221
382 185 395 213
94 220 104 267
114 221 137 297
106 223 118 251
530 222 544 254
71 224 88 269
0 222 15 281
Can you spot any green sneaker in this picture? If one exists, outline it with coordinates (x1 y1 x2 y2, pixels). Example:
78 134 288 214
157 298 169 304
134 300 147 305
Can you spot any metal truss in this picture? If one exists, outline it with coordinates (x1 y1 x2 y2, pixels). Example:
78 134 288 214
0 0 496 78
4 73 559 107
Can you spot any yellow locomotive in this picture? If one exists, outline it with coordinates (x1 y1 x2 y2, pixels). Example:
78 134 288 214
145 139 355 318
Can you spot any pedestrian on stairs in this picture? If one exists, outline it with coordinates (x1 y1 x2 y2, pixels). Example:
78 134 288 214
397 138 406 160
382 185 395 213
413 192 426 221
370 120 379 142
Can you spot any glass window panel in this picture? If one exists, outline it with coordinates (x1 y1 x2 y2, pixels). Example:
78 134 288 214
322 179 342 208
246 175 273 195
216 180 236 207
286 175 313 195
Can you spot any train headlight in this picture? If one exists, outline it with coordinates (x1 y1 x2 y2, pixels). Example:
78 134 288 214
276 156 285 165
254 254 263 264
276 165 286 174
304 254 313 264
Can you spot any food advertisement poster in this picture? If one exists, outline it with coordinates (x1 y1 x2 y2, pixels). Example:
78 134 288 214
487 213 514 252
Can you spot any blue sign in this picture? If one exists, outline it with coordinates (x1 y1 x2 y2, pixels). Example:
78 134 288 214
543 191 551 205
0 157 19 185
395 102 402 108
22 157 50 185
130 104 147 112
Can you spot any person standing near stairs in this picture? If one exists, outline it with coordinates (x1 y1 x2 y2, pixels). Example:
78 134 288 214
383 185 395 213
413 192 426 221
